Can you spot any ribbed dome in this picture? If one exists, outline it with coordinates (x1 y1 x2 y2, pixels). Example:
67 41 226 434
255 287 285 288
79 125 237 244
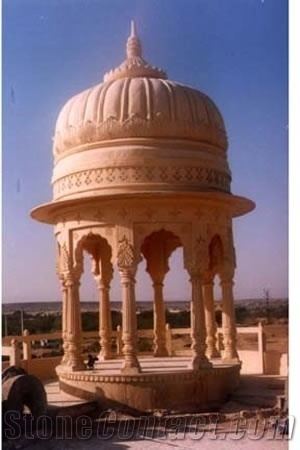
48 22 233 203
31 22 255 223
53 21 227 158
54 78 227 157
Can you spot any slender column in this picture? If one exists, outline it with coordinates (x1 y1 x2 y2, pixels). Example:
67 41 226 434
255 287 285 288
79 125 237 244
220 270 239 361
203 278 220 359
64 272 85 370
189 271 212 370
96 277 112 360
60 277 69 365
119 268 141 373
152 281 168 357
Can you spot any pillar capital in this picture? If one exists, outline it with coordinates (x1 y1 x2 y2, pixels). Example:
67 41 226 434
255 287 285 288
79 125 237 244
220 276 235 287
220 264 235 284
119 268 137 288
64 275 80 289
152 280 164 288
94 275 110 290
202 271 214 286
187 267 206 283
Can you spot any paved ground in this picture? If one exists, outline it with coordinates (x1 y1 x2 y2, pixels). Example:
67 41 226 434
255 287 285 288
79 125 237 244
3 375 289 450
7 432 289 450
44 380 86 408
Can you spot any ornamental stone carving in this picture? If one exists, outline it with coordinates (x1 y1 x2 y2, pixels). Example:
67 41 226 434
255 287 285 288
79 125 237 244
117 236 136 269
53 165 231 201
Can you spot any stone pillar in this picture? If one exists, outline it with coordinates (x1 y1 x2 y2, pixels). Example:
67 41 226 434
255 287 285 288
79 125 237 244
60 276 69 365
152 280 168 357
64 272 85 370
95 277 112 360
220 269 239 361
119 268 141 373
117 235 141 374
202 277 220 359
141 233 174 358
189 270 212 370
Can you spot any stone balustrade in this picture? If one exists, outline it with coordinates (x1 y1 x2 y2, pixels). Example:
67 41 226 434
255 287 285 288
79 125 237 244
2 322 272 378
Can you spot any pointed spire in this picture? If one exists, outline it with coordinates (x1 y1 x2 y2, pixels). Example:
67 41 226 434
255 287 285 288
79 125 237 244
103 22 167 82
126 20 142 58
130 20 136 38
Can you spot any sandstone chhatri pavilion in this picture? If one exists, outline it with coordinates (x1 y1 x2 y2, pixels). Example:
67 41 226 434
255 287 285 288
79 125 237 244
31 22 255 411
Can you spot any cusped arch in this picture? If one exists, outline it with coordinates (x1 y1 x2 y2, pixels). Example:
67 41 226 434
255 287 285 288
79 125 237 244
73 230 113 281
134 222 192 271
141 229 182 280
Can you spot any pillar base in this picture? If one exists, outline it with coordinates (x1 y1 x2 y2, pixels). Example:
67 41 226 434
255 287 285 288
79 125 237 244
189 355 212 370
206 348 221 359
153 347 169 357
121 363 141 375
222 356 240 364
98 352 113 362
222 347 240 363
58 359 86 372
68 361 86 372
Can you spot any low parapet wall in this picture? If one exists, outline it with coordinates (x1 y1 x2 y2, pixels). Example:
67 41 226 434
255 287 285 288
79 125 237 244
2 324 287 379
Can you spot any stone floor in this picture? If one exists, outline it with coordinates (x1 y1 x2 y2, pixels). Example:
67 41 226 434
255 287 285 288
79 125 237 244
23 435 289 450
44 379 86 408
3 374 289 450
7 426 289 450
90 356 231 375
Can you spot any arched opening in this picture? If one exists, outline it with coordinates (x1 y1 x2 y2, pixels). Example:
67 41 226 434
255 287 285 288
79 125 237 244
140 229 183 356
201 235 225 359
76 232 114 362
208 234 224 328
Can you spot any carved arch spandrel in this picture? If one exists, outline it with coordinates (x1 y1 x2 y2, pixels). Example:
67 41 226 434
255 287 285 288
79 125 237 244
55 231 74 277
207 227 236 278
222 225 236 270
185 224 210 276
208 234 224 275
116 235 137 270
134 221 193 272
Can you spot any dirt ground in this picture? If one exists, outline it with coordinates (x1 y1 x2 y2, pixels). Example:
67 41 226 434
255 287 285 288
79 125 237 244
171 324 288 354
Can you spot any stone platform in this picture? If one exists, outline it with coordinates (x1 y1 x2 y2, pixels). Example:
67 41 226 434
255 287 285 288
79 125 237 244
56 357 241 413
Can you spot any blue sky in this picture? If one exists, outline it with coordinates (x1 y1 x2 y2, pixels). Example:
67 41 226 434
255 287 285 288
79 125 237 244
2 0 288 302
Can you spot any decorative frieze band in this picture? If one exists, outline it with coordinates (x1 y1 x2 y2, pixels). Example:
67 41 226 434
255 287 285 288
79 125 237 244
53 165 231 199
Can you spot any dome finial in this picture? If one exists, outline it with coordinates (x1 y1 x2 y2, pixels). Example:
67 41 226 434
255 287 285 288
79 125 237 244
130 20 137 37
127 20 142 58
104 22 167 81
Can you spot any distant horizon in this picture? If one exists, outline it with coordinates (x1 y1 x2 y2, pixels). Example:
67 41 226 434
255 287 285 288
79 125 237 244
2 296 288 306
